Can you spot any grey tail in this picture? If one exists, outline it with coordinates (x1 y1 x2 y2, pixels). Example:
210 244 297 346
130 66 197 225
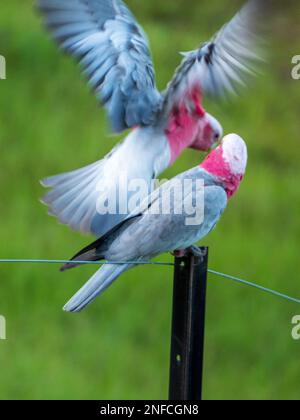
63 264 130 312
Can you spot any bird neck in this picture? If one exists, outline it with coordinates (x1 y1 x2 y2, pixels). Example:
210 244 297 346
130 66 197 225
165 91 205 165
165 108 200 164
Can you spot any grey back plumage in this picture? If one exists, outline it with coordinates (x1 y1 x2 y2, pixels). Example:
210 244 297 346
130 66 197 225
38 0 162 132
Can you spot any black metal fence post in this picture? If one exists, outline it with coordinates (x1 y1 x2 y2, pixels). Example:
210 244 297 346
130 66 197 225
169 247 209 401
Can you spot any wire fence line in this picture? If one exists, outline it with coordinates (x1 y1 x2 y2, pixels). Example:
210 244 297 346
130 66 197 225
0 259 299 305
0 259 174 267
208 270 300 305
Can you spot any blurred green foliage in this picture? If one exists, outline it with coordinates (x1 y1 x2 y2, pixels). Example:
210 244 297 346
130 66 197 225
0 0 300 400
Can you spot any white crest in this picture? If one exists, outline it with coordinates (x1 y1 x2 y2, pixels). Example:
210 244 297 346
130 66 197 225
222 134 248 175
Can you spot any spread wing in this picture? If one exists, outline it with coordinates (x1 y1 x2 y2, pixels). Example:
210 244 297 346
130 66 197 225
161 0 265 117
38 0 162 132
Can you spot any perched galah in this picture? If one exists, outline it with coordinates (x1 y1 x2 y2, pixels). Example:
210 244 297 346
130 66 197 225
38 0 262 237
62 134 248 312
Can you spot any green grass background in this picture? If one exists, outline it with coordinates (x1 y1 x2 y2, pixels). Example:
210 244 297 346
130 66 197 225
0 0 300 400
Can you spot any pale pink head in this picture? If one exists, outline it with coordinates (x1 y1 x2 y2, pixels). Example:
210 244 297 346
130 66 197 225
190 113 223 152
201 134 248 199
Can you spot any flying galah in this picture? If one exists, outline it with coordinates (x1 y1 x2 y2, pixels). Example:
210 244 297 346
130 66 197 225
61 133 248 312
38 0 262 237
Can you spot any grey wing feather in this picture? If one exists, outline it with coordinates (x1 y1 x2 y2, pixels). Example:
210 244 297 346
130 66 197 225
38 0 162 132
99 174 227 260
145 184 227 254
162 0 265 114
105 184 227 260
124 166 220 218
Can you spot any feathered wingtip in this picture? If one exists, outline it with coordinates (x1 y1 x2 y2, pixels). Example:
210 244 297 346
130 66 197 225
179 50 196 58
60 260 82 273
60 236 106 272
60 248 101 272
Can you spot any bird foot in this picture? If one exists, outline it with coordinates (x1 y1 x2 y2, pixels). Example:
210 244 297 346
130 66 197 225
172 249 187 258
172 246 206 259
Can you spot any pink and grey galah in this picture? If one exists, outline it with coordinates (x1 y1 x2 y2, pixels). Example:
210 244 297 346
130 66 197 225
61 134 248 312
38 0 263 237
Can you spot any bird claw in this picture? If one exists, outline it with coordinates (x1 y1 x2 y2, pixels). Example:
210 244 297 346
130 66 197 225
172 246 206 259
188 246 206 258
172 249 187 258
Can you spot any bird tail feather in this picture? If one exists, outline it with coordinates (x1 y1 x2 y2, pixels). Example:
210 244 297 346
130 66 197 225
40 159 105 235
63 264 130 313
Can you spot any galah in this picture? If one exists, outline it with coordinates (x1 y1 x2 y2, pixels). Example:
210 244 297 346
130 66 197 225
38 0 262 237
62 133 248 312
